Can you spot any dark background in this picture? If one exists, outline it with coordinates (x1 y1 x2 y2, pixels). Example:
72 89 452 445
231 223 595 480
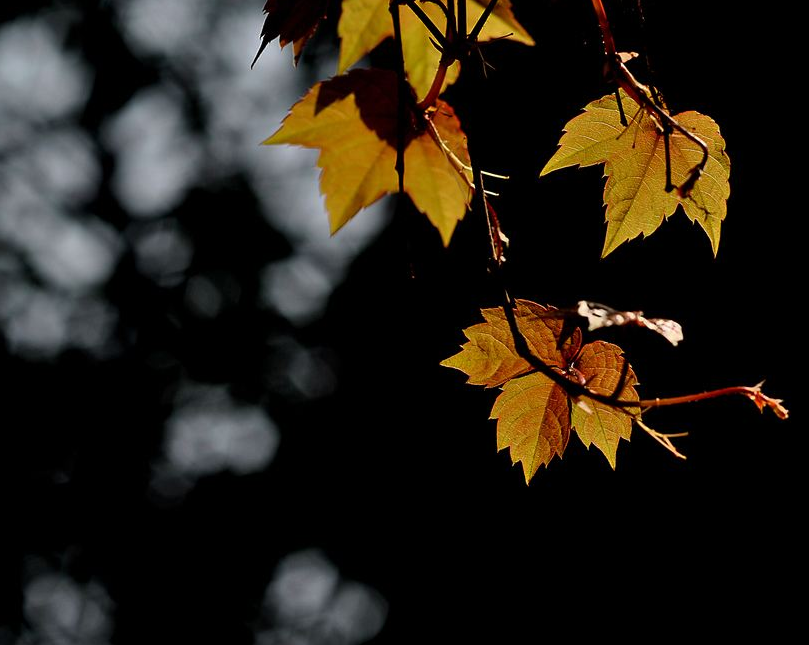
1 1 803 643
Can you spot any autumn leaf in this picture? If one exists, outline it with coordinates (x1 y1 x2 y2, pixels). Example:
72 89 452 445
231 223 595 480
252 0 330 67
568 342 638 469
442 299 639 482
539 90 730 257
263 68 471 244
440 300 575 387
490 372 572 482
337 0 534 100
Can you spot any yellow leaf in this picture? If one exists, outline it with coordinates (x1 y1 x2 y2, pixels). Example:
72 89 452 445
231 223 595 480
569 342 639 469
400 4 461 101
443 299 640 482
337 0 534 100
264 68 470 244
540 90 731 257
440 300 574 387
337 0 393 74
491 372 571 483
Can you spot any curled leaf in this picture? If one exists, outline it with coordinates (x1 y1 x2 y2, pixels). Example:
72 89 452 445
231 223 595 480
576 301 683 346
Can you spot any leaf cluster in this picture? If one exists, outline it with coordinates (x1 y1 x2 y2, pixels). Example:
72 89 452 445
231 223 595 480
253 0 787 482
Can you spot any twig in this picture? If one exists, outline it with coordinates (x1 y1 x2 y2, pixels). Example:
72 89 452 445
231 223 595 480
591 0 708 197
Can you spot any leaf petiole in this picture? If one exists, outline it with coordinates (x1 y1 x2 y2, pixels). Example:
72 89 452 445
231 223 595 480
591 0 709 197
469 0 501 41
403 0 450 50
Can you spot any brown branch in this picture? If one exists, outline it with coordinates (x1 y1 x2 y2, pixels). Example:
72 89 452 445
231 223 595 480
404 0 449 48
469 0 500 41
456 0 788 447
417 60 451 110
590 0 708 197
390 1 409 195
641 383 788 420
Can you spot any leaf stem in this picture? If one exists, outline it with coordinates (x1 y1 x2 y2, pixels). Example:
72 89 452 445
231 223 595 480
460 0 786 451
469 0 500 41
635 418 687 459
404 0 449 49
416 52 453 110
590 0 708 197
390 1 409 195
640 385 788 419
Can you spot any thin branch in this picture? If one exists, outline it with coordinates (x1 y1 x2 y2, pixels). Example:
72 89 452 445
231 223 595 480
454 0 788 433
641 383 789 419
469 0 500 41
590 0 708 197
634 0 662 107
499 298 642 412
635 417 687 459
390 1 408 195
425 118 474 192
404 0 450 49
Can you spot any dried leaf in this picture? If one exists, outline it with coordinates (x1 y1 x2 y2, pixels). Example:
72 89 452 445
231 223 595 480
576 301 683 346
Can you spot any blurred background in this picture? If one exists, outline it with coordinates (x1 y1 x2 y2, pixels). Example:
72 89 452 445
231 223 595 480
0 1 803 643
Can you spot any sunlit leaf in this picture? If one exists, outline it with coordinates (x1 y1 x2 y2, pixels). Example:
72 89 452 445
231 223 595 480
569 342 639 469
263 68 470 244
337 0 534 99
439 300 577 387
540 90 730 257
443 299 639 482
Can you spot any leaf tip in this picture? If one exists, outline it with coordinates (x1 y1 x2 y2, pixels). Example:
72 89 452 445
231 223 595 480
439 354 459 369
538 156 563 178
261 127 286 146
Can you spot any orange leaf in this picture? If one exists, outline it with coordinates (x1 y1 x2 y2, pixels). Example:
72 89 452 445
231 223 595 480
440 300 579 387
491 371 572 483
569 342 639 469
443 299 639 482
264 68 471 244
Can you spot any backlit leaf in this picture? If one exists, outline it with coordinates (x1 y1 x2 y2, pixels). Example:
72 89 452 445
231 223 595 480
491 371 571 482
439 300 578 387
539 90 730 257
443 299 639 482
337 0 534 99
570 342 639 469
263 68 471 244
337 0 392 74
